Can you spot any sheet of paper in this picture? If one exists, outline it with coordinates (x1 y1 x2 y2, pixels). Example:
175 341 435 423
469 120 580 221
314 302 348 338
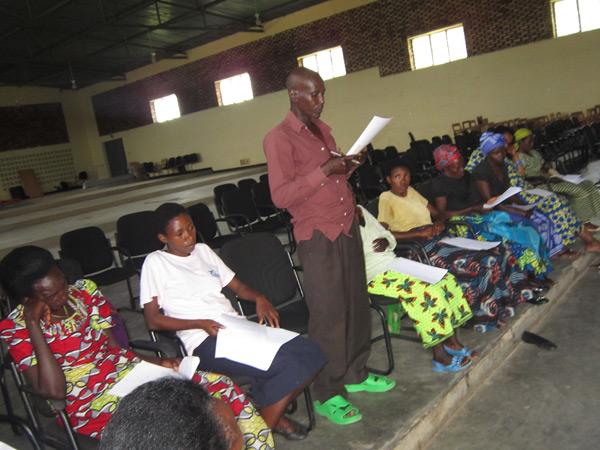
550 174 584 184
384 257 448 285
107 356 200 398
509 203 536 211
440 237 500 251
346 116 393 156
215 314 298 371
482 186 523 209
525 188 553 197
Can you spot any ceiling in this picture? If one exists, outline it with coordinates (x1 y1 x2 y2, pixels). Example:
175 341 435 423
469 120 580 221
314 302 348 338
0 0 329 91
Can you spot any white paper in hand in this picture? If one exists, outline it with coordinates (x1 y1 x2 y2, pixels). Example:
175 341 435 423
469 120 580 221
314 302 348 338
482 186 522 209
107 356 200 398
384 257 447 284
346 116 392 156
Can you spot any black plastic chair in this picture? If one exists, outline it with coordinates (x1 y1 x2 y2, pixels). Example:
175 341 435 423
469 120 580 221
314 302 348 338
187 202 240 250
115 211 164 274
213 183 238 217
59 227 137 309
221 188 295 253
237 178 257 197
219 232 314 430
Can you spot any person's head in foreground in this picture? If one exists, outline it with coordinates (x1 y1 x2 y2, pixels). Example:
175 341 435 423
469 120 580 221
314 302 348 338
99 378 243 450
433 144 464 179
480 131 507 167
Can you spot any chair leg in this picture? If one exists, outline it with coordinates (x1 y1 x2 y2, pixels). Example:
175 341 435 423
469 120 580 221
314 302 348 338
303 386 316 432
126 278 136 310
367 303 394 376
0 415 42 450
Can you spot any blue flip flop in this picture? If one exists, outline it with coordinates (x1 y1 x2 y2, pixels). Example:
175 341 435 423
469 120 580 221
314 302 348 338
432 355 471 372
443 345 477 359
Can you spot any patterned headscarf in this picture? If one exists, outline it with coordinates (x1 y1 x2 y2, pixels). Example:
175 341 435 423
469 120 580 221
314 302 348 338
433 145 461 171
513 128 532 151
480 131 506 155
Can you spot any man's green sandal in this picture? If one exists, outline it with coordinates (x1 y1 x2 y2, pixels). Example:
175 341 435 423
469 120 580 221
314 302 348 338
313 395 363 425
345 373 396 393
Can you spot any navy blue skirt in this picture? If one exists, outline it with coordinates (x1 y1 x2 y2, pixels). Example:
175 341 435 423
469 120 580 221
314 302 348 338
193 335 326 407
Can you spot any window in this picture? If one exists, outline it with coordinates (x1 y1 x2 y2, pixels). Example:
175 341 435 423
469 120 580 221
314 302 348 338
149 94 181 123
552 0 600 37
298 46 346 80
409 25 468 70
215 73 254 106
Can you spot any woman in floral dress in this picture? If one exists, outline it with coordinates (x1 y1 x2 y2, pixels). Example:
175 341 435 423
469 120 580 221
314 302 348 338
0 246 274 449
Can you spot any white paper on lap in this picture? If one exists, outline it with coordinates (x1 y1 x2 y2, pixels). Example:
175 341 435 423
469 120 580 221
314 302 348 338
215 314 298 371
440 237 500 250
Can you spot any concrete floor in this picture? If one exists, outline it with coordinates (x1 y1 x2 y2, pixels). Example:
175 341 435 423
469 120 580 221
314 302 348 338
1 167 600 449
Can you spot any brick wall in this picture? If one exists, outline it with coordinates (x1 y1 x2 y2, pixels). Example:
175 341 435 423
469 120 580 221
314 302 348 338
93 0 554 136
0 102 69 151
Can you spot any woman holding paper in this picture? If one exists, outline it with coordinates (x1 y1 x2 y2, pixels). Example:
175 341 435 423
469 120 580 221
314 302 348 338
140 203 326 441
357 205 475 372
470 131 600 255
0 246 274 448
514 128 600 224
431 144 552 277
378 162 538 332
467 129 600 255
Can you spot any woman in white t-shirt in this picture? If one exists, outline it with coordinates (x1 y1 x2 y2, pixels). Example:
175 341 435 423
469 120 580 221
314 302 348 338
140 203 326 441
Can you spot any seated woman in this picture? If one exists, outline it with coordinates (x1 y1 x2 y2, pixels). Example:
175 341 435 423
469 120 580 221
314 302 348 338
466 129 600 255
140 203 327 441
357 205 475 372
0 246 274 449
431 144 552 279
514 128 600 225
470 131 600 255
378 162 539 333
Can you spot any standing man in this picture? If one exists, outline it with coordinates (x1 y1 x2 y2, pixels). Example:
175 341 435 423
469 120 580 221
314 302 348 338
263 67 395 425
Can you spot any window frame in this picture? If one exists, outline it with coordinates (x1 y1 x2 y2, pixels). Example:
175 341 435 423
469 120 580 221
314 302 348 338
551 0 600 37
149 93 181 124
297 45 347 80
408 24 468 70
214 72 254 107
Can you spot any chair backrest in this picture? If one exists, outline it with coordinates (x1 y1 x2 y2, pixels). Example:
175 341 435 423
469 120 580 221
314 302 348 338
251 181 276 217
116 211 164 266
219 233 300 310
213 183 238 216
187 202 218 241
221 189 259 226
56 258 85 284
259 173 269 184
414 179 434 204
384 146 399 160
59 227 114 275
237 178 257 196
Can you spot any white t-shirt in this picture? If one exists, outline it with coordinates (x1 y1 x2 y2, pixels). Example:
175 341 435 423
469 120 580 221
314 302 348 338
140 244 240 354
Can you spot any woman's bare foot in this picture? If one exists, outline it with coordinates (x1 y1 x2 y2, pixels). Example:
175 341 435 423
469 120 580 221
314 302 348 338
585 242 600 253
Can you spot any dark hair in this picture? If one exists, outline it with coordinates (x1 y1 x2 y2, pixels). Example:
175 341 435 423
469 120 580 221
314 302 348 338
155 203 190 235
99 378 228 450
382 160 410 179
0 246 56 301
492 125 514 136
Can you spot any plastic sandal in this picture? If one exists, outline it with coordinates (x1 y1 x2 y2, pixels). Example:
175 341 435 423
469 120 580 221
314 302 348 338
314 395 363 425
443 345 478 359
345 373 396 393
432 355 471 372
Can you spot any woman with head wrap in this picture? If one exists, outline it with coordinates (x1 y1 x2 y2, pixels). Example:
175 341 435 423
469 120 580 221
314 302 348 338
378 161 542 333
513 128 600 225
470 131 600 256
431 144 551 279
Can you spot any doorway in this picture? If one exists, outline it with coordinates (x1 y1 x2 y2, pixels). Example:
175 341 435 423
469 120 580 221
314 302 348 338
104 138 128 177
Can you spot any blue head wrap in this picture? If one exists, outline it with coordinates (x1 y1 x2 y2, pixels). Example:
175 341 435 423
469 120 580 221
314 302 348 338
480 131 506 155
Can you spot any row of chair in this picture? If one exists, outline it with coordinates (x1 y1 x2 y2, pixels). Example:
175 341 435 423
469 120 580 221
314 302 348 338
142 153 200 177
1 230 314 449
212 177 295 253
